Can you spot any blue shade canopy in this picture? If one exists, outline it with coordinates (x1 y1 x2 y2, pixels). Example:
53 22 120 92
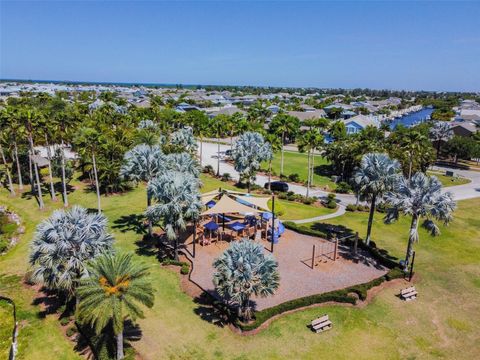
262 212 273 220
218 214 232 222
204 221 219 231
228 221 246 232
206 200 216 208
278 221 285 235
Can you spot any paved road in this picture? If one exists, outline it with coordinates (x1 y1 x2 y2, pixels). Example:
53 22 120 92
199 141 480 206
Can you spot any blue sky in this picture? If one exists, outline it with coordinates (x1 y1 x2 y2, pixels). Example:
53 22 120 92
1 1 479 91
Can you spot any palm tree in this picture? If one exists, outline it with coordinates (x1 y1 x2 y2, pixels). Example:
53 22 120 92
190 111 210 167
165 152 200 177
120 144 166 235
0 106 24 191
19 107 45 209
429 121 453 160
145 171 202 260
29 206 114 298
263 133 282 190
384 173 456 270
353 153 400 245
209 115 229 176
170 127 198 155
298 128 324 197
269 114 300 175
77 253 154 360
213 239 280 321
0 143 15 196
232 132 272 193
74 125 103 213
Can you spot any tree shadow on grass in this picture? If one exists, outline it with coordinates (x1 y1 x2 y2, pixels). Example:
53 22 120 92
75 320 142 360
192 292 236 328
313 164 336 178
32 287 68 319
310 222 354 239
112 213 147 235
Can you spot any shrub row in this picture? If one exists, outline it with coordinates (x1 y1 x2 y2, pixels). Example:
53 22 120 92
346 204 370 212
236 267 404 331
161 259 190 275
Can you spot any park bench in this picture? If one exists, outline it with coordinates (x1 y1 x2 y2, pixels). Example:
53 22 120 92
400 286 418 301
311 314 332 333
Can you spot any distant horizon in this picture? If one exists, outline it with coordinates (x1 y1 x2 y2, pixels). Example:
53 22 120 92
2 1 480 92
1 78 477 94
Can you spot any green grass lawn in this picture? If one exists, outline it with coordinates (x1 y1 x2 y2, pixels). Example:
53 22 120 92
262 151 337 190
1 177 480 359
427 171 471 187
271 199 336 220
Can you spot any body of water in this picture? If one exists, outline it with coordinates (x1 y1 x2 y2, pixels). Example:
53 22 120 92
388 107 434 129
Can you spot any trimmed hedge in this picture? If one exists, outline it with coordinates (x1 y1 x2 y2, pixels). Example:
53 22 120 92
236 267 404 331
161 259 191 275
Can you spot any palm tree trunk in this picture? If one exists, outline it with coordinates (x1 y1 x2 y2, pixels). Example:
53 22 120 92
44 136 57 201
92 152 101 214
28 135 44 209
306 149 311 198
29 150 34 193
14 141 23 190
268 159 272 190
216 137 220 176
0 145 15 196
404 214 419 271
60 140 69 207
116 331 124 360
199 136 203 167
147 192 152 236
365 194 377 245
310 150 315 187
280 132 285 175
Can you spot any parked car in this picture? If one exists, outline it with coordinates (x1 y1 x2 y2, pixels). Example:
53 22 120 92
264 181 289 192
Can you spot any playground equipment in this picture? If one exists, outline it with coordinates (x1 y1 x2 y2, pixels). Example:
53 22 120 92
303 232 359 269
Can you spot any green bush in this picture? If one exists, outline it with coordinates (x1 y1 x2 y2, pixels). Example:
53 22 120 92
162 259 191 275
288 173 301 183
221 173 231 182
335 182 352 194
327 193 336 201
66 326 77 337
0 237 8 253
301 197 314 205
203 165 214 175
346 204 357 212
326 200 337 209
180 264 190 275
59 317 70 326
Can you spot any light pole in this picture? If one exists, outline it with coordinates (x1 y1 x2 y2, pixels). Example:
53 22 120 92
270 194 275 253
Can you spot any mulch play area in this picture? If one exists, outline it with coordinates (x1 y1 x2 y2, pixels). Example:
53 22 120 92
186 229 388 311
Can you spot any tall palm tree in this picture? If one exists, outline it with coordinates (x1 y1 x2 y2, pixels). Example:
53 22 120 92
190 111 210 167
213 239 279 321
0 106 24 190
298 128 324 197
120 144 165 235
384 173 456 270
19 107 45 209
269 114 300 175
429 121 453 160
264 133 282 190
145 171 202 260
232 132 272 193
170 127 198 155
209 115 229 176
29 206 114 298
353 153 400 245
77 253 154 360
74 125 103 213
0 143 15 196
165 152 200 177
